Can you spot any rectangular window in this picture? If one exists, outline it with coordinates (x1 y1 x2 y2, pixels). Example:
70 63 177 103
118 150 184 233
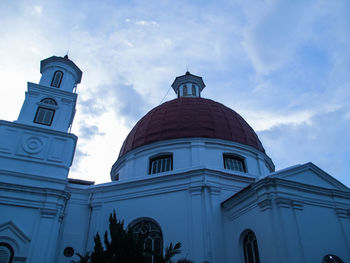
34 107 55 126
223 154 246 172
149 155 173 174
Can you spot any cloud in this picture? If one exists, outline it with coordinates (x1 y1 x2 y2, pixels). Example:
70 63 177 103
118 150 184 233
259 107 350 187
70 148 89 173
78 122 105 140
79 98 106 117
135 20 158 26
0 0 349 185
240 0 350 76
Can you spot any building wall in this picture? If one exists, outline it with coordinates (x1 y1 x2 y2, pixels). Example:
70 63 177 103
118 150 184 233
57 169 254 263
222 176 350 263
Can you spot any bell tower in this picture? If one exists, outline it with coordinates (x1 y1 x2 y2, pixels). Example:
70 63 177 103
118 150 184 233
0 55 82 182
16 55 82 132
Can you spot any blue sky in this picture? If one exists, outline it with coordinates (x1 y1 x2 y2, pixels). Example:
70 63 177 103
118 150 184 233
0 0 349 186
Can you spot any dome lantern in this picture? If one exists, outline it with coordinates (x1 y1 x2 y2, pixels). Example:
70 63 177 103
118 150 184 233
171 71 206 98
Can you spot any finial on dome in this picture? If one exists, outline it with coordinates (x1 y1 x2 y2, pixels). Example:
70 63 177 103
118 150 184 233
64 53 69 59
171 71 206 98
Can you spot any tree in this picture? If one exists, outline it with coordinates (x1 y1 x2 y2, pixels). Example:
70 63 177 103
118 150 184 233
154 242 182 263
90 211 185 263
91 210 145 263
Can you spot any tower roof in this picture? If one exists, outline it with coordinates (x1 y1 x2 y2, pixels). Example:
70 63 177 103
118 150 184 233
171 71 206 94
118 97 265 158
40 56 83 83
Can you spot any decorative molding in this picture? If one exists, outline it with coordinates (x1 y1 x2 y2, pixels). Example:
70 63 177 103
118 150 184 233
61 98 73 104
28 82 78 100
14 256 27 261
275 197 292 209
291 200 304 210
40 208 58 218
258 199 272 211
22 136 44 154
0 221 31 243
209 185 221 195
189 186 202 195
335 208 350 218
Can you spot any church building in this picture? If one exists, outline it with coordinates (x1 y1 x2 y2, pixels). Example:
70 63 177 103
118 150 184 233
0 55 349 263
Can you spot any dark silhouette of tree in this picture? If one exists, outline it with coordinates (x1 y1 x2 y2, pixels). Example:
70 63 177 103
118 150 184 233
89 210 186 263
91 210 145 263
154 242 182 263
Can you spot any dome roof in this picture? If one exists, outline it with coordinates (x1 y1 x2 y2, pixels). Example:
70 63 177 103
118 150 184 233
119 98 265 157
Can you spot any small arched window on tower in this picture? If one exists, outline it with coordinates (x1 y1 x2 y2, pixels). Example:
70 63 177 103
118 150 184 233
0 242 14 263
183 85 188 96
191 84 196 96
130 219 163 263
149 154 173 174
34 98 57 126
223 154 246 172
243 231 260 263
51 70 63 88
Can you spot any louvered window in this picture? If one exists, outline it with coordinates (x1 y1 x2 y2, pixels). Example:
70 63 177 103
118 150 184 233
149 155 172 174
223 154 246 172
183 85 188 96
192 84 196 96
34 98 57 126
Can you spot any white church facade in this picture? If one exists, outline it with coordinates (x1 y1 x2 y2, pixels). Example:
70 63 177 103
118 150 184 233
0 55 349 263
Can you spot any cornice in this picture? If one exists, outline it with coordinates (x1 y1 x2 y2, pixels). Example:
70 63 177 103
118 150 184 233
222 176 350 220
27 82 78 100
86 168 253 204
0 120 77 140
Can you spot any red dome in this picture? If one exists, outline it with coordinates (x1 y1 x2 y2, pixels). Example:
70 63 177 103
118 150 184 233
119 98 265 157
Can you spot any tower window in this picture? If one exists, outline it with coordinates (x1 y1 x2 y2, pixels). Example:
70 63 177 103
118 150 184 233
183 85 188 96
0 242 14 263
243 231 260 263
192 84 196 96
223 154 246 172
51 70 63 88
34 98 57 126
130 219 163 263
149 154 173 174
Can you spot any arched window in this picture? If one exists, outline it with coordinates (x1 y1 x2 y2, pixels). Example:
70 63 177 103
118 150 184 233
223 154 246 172
149 154 173 174
51 70 63 88
130 219 163 263
191 84 196 96
34 98 57 126
183 85 188 96
0 242 14 263
322 255 344 263
243 231 260 263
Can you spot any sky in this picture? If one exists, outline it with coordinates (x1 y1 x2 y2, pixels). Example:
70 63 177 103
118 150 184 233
0 0 349 187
